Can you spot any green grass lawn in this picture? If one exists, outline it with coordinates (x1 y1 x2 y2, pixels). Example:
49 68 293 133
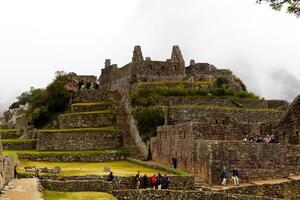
44 191 116 200
20 160 172 176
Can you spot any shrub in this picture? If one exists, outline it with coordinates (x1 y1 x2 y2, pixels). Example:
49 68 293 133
133 106 165 134
210 87 226 96
31 106 52 128
214 77 230 88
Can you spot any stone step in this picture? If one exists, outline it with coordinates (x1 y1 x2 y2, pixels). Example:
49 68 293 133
37 127 122 151
1 139 37 150
58 110 115 129
71 102 112 113
18 149 126 162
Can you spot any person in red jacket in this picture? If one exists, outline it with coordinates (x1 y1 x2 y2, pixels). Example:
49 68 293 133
151 174 157 189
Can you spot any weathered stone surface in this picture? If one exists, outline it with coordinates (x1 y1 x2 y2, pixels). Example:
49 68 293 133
72 89 103 103
71 102 111 113
112 189 278 200
18 151 126 162
274 95 300 144
165 107 285 125
223 178 300 200
152 126 300 184
40 179 114 192
37 129 122 151
58 112 115 129
2 140 36 150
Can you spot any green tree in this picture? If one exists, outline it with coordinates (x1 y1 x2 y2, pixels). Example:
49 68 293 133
257 0 300 16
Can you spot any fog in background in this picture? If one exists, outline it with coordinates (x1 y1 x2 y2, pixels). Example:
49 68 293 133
1 0 300 113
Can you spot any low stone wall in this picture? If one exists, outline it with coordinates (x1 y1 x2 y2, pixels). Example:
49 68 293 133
37 130 122 151
3 156 14 186
71 102 111 112
223 178 299 200
18 151 126 162
166 107 285 125
40 179 114 192
266 100 289 110
72 89 103 103
0 131 20 139
58 112 115 129
112 189 278 200
38 175 194 191
2 140 36 150
155 96 268 109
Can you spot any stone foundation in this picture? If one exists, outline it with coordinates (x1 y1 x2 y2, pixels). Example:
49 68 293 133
112 189 277 200
58 112 115 129
2 140 36 150
37 129 122 151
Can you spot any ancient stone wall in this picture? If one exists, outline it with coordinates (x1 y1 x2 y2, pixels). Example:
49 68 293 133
2 156 14 186
58 112 115 129
154 96 268 109
223 178 300 200
40 179 114 192
71 102 111 113
112 189 277 200
266 100 289 111
274 95 300 144
72 89 103 103
18 151 126 162
2 140 36 150
166 107 285 125
151 127 300 184
37 130 122 151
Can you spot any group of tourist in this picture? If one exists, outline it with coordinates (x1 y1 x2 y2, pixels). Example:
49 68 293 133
220 166 239 186
135 171 170 190
66 79 100 92
243 134 275 144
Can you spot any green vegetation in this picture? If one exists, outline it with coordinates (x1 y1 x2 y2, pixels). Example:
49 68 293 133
127 158 190 176
44 191 116 200
133 106 165 134
9 71 72 128
130 82 258 107
0 139 36 143
257 0 300 17
71 102 111 107
0 129 18 133
3 149 128 164
167 105 283 112
60 110 113 116
20 160 172 176
39 126 119 133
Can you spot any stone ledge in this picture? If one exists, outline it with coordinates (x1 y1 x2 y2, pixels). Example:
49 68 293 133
71 102 112 112
1 139 37 150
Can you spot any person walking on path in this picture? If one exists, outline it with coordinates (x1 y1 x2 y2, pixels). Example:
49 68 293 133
221 166 227 186
107 172 114 182
231 167 239 186
156 173 162 189
135 171 141 189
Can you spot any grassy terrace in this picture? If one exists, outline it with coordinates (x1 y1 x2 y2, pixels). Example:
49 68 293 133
138 80 213 86
0 129 18 133
3 149 127 164
0 139 36 143
19 160 173 176
44 191 116 200
71 102 111 107
59 110 113 116
166 105 284 113
38 126 119 133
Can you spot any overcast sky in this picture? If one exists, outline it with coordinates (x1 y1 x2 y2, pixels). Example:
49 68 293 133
1 0 300 111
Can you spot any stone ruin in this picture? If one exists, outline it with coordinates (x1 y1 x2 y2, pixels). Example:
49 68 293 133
0 45 299 199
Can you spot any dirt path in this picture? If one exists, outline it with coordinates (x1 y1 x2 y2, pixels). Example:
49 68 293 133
0 178 43 200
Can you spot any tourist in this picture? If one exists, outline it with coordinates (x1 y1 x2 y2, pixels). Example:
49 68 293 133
220 166 227 186
135 171 141 189
264 134 271 143
162 174 170 189
141 174 148 189
151 174 157 189
172 158 177 169
231 167 239 186
269 134 276 143
256 137 263 143
86 82 91 89
156 173 162 189
78 80 84 90
107 172 114 182
14 165 18 179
